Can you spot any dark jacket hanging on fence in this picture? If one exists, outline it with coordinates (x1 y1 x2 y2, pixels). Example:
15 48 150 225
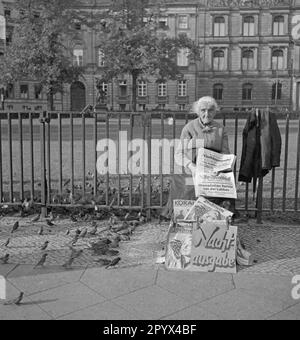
238 109 282 192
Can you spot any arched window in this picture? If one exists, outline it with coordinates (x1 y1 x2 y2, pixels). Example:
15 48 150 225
272 49 284 70
213 49 225 71
243 16 254 36
242 49 254 70
272 82 282 100
214 16 225 36
273 15 284 35
242 83 253 101
213 84 223 101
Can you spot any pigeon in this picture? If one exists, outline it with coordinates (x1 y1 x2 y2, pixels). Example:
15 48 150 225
66 229 70 236
31 215 40 223
4 292 24 306
70 235 80 246
40 241 49 251
89 225 98 236
70 249 83 260
96 258 111 266
3 238 10 247
34 254 48 268
104 249 119 257
46 219 55 227
105 257 121 269
0 254 9 264
75 228 81 236
62 257 74 269
70 215 77 223
11 221 19 234
38 226 44 236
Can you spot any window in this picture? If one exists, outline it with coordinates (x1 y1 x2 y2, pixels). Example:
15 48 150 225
158 81 167 97
242 83 253 100
177 48 189 67
6 26 14 45
119 80 127 97
178 104 186 111
20 84 29 99
242 49 255 70
214 16 225 37
74 20 81 30
138 104 146 111
273 15 284 35
272 82 282 100
272 49 284 70
5 84 14 99
213 84 223 101
178 15 188 29
178 80 187 97
159 17 168 29
34 84 43 99
138 80 147 97
73 48 83 66
213 49 225 71
119 104 127 111
98 49 105 67
35 105 43 111
243 16 254 36
97 82 108 97
4 9 11 17
158 104 166 110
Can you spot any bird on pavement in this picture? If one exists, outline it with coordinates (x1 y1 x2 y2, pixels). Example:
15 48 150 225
38 226 44 236
11 221 19 234
104 249 119 257
62 257 74 269
34 254 48 269
31 215 40 223
79 228 88 238
70 249 83 260
40 241 49 251
66 228 70 236
89 225 98 236
46 219 55 227
0 254 10 264
4 292 24 306
96 258 111 267
105 257 121 269
3 238 10 247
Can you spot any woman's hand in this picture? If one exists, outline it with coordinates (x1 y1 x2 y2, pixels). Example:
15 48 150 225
188 163 197 175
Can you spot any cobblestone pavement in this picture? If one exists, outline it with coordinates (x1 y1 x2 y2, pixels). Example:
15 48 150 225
0 216 299 276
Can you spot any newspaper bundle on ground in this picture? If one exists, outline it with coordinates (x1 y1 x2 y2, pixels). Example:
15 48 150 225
194 149 237 199
190 220 238 274
184 196 234 221
165 220 193 270
173 199 195 220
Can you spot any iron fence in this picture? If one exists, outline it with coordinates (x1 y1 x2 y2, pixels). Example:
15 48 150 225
0 110 299 222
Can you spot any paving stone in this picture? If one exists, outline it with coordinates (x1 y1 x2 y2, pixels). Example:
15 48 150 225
113 285 191 320
157 268 234 304
267 310 300 320
27 282 106 319
162 305 221 320
0 264 18 277
198 289 288 320
81 266 158 299
58 300 139 320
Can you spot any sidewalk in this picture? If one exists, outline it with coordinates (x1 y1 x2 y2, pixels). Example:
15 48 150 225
0 216 299 320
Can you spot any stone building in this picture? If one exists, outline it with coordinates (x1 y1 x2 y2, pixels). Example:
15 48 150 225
1 0 300 112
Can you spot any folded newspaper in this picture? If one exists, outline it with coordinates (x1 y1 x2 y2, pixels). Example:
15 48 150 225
194 149 237 199
184 196 233 221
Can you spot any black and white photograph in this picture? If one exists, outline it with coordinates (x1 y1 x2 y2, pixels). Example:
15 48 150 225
0 0 299 323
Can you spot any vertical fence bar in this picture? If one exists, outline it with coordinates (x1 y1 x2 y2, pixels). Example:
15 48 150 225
70 114 74 197
58 113 63 197
129 113 133 207
160 112 164 208
245 182 249 214
94 112 98 197
147 113 152 220
46 113 51 203
0 117 3 202
295 113 300 211
7 112 13 202
141 114 146 209
256 177 263 224
271 168 276 212
172 113 176 175
29 113 34 200
18 113 24 201
117 114 121 206
82 113 86 197
282 112 290 212
106 112 109 205
234 112 238 178
40 114 47 218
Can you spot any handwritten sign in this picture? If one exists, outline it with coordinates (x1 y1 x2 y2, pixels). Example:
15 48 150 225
173 200 195 221
190 220 237 274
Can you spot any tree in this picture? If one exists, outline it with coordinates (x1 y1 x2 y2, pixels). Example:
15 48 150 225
93 0 201 111
0 0 84 111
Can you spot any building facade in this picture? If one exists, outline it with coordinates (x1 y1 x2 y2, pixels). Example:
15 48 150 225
1 0 300 112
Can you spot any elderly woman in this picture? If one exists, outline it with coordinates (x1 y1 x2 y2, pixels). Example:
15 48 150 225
161 96 231 219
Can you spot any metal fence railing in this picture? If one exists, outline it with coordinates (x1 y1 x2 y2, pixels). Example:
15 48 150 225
0 110 299 222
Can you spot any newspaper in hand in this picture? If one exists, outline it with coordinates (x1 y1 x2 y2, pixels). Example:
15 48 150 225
194 149 237 199
185 196 234 221
173 200 195 221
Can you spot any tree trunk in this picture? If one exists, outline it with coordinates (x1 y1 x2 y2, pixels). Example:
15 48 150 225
132 70 138 112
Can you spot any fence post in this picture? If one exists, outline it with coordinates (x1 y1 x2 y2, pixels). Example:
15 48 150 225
146 112 152 221
39 112 47 218
256 176 263 224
